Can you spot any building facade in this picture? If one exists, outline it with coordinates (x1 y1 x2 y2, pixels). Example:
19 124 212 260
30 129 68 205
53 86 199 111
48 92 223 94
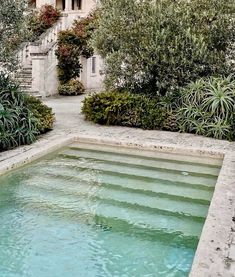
19 0 103 97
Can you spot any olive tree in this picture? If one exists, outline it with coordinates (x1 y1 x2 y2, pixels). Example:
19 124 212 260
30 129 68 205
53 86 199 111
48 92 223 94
0 0 28 70
92 0 235 95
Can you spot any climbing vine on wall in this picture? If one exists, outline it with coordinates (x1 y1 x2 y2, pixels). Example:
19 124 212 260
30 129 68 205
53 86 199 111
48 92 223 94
28 5 61 41
55 13 97 85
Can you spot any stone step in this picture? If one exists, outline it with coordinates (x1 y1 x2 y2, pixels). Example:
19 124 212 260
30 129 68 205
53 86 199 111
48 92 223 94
64 148 220 177
37 166 213 204
55 155 217 188
29 92 42 98
19 184 203 239
20 85 32 90
20 70 32 75
18 80 32 85
25 175 209 220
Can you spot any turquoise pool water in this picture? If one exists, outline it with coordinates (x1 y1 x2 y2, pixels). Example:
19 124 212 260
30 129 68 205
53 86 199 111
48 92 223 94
0 142 222 277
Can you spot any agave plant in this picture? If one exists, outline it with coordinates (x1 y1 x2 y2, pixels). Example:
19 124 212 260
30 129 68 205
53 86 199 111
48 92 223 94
177 75 235 141
0 73 38 151
202 76 235 120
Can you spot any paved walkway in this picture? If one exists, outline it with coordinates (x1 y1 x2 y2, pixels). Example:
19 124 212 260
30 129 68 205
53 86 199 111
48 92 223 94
0 95 235 276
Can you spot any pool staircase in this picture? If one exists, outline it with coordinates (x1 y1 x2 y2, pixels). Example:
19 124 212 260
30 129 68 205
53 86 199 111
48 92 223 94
17 143 222 245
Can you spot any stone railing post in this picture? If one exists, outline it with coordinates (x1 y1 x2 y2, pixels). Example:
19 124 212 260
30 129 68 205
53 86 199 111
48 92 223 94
31 53 47 97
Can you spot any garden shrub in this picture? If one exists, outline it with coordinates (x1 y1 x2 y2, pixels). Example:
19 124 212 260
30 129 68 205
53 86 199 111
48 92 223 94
92 0 235 95
58 79 85 96
56 44 82 84
82 91 175 130
25 96 55 134
0 0 28 70
28 5 61 41
177 76 235 140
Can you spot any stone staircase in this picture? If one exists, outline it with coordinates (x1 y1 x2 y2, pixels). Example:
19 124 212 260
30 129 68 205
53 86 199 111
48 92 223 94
17 66 42 98
16 17 65 98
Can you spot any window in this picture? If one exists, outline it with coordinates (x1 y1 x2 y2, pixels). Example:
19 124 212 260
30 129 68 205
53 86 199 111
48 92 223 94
72 0 82 10
78 0 82 10
91 57 96 74
56 0 65 10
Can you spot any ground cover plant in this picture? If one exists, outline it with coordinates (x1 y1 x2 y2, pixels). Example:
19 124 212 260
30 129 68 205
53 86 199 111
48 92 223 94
0 74 55 151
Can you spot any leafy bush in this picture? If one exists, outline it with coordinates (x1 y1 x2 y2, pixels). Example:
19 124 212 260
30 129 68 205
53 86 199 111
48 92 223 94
56 14 95 84
82 91 176 130
177 76 235 140
25 96 55 134
56 44 82 84
58 79 85 96
28 5 61 41
92 0 235 95
0 0 28 70
0 74 38 151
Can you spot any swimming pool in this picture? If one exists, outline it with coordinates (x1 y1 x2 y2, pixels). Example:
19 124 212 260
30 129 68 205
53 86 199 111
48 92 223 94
0 142 222 276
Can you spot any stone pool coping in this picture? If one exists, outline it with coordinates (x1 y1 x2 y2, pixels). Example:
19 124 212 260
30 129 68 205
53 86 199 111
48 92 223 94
0 132 234 276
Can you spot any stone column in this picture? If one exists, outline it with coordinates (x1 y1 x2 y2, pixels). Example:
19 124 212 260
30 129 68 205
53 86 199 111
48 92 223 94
65 0 72 11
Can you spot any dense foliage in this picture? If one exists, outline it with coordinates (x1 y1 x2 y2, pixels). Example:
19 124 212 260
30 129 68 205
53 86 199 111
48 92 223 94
58 79 85 96
92 0 235 95
0 74 54 151
56 14 95 86
26 96 55 134
177 76 235 140
82 91 177 130
82 76 235 141
0 0 28 69
28 5 61 41
0 74 38 151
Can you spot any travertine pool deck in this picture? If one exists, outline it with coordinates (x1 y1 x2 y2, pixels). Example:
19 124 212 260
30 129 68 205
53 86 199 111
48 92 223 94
0 95 235 277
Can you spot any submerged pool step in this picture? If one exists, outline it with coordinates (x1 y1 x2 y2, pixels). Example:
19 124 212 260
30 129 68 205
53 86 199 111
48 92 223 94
35 164 214 203
23 175 209 220
53 156 217 188
71 142 223 167
64 148 220 176
18 184 204 239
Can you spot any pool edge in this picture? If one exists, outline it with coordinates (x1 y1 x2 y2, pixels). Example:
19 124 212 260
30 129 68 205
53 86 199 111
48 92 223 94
0 133 234 276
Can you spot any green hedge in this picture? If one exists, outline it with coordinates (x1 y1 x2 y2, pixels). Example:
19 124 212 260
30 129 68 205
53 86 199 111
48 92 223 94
82 91 177 130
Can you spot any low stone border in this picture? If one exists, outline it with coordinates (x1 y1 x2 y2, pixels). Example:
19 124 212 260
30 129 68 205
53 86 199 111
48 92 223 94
0 132 235 277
